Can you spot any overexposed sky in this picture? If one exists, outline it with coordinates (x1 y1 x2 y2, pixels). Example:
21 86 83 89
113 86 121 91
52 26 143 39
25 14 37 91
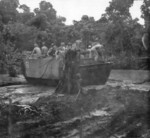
19 0 144 25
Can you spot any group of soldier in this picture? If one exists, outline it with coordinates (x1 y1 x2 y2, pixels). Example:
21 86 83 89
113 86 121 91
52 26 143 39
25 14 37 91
30 40 105 61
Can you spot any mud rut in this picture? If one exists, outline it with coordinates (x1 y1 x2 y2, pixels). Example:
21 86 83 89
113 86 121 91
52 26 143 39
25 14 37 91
0 83 150 138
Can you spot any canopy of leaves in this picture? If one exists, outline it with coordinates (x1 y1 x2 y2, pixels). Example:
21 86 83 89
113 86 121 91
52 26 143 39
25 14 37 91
0 0 19 24
141 0 150 26
0 0 148 73
19 4 34 23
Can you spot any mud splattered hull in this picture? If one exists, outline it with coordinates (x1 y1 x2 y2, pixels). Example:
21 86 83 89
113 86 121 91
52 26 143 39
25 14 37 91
22 57 111 86
21 57 61 86
80 63 111 86
25 77 59 86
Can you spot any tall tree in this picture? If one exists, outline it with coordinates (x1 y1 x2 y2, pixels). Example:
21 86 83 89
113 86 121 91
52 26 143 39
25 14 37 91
0 0 19 24
19 4 34 23
35 1 57 24
72 15 96 47
102 0 139 56
141 0 150 29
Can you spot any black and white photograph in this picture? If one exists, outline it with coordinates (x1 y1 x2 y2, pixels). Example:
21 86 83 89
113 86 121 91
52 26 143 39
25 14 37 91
0 0 150 137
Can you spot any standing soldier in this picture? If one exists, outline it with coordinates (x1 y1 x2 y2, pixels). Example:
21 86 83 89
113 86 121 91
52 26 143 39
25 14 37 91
41 42 48 57
142 29 150 70
47 43 57 57
142 27 150 129
30 43 42 58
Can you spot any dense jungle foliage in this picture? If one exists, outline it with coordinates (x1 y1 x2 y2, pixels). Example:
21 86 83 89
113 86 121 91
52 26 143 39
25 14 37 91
0 0 149 74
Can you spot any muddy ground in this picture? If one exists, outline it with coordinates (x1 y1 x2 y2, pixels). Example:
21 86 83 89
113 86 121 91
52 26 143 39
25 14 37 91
0 81 150 138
